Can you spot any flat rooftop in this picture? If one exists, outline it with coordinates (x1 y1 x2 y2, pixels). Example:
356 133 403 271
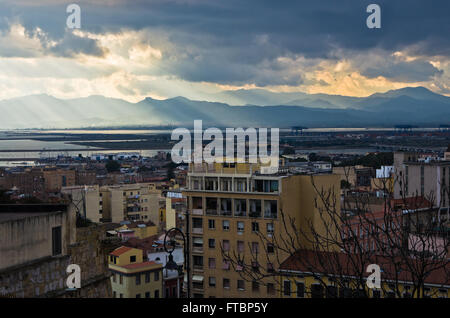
0 204 68 223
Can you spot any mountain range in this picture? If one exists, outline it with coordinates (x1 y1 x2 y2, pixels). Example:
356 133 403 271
1 87 449 129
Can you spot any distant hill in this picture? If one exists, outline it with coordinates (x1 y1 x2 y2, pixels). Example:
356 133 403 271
0 87 449 129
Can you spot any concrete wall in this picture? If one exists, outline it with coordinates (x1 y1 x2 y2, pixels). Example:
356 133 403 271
0 222 115 298
0 209 76 271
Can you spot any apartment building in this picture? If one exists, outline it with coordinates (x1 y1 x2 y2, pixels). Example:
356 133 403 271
393 152 450 211
182 162 340 298
62 185 102 223
62 183 165 224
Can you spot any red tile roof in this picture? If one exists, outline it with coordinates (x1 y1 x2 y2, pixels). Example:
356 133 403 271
123 235 162 253
280 249 449 285
391 196 433 210
110 246 133 256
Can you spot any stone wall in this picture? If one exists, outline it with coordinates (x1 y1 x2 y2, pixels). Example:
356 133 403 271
0 223 121 298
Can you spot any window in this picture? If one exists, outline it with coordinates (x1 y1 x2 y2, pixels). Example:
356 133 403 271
354 289 367 298
154 290 159 298
193 237 203 250
283 281 291 296
264 200 277 218
255 180 278 192
193 217 203 229
136 274 141 285
145 272 150 283
385 291 395 298
130 255 136 263
251 242 259 254
154 271 160 281
237 221 244 232
119 274 123 285
236 261 244 272
237 241 245 253
112 273 116 283
267 223 274 235
208 219 215 229
113 291 116 298
311 284 324 298
296 282 305 298
222 240 230 251
136 294 141 298
221 198 232 215
237 280 245 290
267 263 274 272
234 199 247 217
208 238 215 249
222 259 231 270
145 292 150 298
267 243 274 254
208 258 216 269
52 226 62 256
193 256 204 268
209 277 216 287
120 293 123 298
267 283 275 295
222 220 230 231
223 278 230 289
206 197 218 215
326 286 338 298
192 196 203 208
252 281 260 292
249 199 261 217
252 222 259 232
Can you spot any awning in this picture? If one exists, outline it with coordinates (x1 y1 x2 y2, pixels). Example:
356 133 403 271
192 275 204 282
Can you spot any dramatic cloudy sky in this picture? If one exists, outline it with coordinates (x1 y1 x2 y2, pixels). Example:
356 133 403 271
0 0 448 102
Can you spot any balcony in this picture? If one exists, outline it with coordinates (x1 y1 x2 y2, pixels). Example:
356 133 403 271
220 210 232 216
192 209 203 215
264 212 277 219
192 246 204 254
192 227 203 234
206 209 218 216
249 211 261 218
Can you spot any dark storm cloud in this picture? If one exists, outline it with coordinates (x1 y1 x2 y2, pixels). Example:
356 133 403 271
49 32 106 57
361 59 443 83
1 0 449 85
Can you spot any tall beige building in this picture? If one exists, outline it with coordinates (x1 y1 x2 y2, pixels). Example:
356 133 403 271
63 183 165 224
182 162 340 298
393 152 450 209
62 185 102 223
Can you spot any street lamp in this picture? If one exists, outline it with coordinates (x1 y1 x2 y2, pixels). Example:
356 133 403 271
163 227 190 298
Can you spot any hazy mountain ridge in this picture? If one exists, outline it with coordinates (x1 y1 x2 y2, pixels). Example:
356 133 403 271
1 87 449 129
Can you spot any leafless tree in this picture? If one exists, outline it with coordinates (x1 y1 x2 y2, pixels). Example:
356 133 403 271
221 172 450 298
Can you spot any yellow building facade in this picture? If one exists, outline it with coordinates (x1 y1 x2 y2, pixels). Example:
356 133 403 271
108 246 163 298
182 162 341 298
278 271 449 298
